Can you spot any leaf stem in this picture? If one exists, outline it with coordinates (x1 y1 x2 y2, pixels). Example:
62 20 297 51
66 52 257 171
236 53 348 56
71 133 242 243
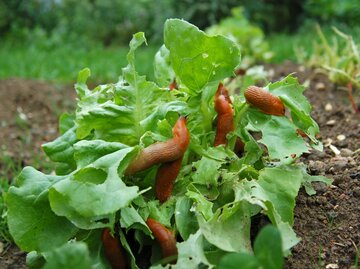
228 103 249 150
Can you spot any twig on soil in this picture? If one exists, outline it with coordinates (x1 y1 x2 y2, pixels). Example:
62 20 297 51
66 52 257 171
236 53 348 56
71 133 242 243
352 148 360 155
333 242 346 247
350 239 358 252
346 67 359 113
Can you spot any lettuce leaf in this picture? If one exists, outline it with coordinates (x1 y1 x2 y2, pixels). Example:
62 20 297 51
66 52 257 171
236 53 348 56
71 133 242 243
6 167 78 252
164 19 240 92
49 147 140 229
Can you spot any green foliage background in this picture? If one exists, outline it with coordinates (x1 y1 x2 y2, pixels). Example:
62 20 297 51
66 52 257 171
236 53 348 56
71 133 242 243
1 0 360 82
2 0 360 45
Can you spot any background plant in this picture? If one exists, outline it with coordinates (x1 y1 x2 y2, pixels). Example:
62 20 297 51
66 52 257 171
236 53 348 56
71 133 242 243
296 25 360 112
206 7 272 68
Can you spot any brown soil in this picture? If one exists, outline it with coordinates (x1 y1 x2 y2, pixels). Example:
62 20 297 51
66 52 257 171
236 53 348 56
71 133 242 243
0 78 75 177
0 79 75 269
268 62 360 269
0 64 359 268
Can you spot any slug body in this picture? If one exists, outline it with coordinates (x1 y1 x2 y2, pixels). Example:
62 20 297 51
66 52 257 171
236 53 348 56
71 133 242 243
169 79 178 91
244 86 285 116
296 129 307 138
146 218 178 260
101 228 128 269
125 117 190 175
214 83 234 146
155 156 183 203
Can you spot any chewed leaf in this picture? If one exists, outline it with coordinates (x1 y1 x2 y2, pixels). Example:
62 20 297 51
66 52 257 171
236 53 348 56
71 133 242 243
49 147 141 229
257 166 303 225
233 166 304 252
6 167 78 252
268 75 321 145
191 146 231 186
173 230 213 269
175 197 199 240
146 200 175 228
246 108 309 161
74 33 176 144
197 202 252 253
120 206 151 235
164 19 240 92
186 184 214 220
298 164 333 195
154 45 175 87
75 68 91 98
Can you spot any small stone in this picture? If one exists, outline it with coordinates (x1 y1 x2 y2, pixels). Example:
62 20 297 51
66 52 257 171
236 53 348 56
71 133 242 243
340 148 353 157
338 183 347 189
353 187 360 198
267 69 275 78
336 139 348 148
339 193 347 199
298 65 306 72
307 197 316 205
324 138 333 147
326 263 339 269
328 166 336 175
316 196 327 205
308 160 326 175
326 119 336 126
315 82 326 90
325 103 333 111
313 182 328 193
337 134 346 141
333 175 345 185
330 156 349 169
317 214 326 221
329 145 341 155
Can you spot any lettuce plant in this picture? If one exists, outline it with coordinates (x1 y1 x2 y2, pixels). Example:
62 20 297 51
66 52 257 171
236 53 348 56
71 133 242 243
296 25 360 112
206 7 273 68
6 19 331 269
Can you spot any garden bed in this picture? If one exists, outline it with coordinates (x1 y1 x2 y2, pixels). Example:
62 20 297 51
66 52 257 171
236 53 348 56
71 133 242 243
0 62 359 268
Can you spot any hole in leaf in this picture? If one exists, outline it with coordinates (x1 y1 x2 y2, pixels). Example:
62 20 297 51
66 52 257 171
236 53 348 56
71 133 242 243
95 218 110 224
74 167 107 185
